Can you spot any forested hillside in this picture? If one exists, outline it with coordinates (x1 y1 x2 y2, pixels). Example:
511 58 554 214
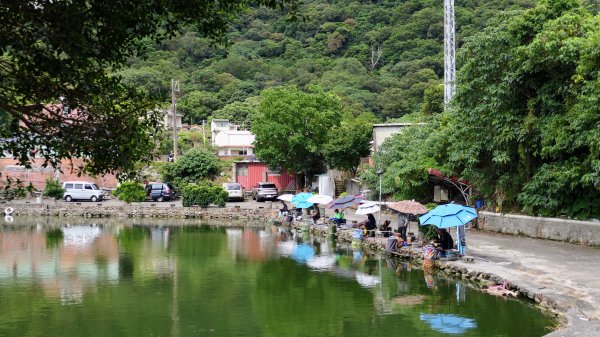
118 0 536 126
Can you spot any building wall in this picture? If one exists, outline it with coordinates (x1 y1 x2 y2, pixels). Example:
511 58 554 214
234 162 294 191
0 158 118 190
213 131 255 147
372 125 407 152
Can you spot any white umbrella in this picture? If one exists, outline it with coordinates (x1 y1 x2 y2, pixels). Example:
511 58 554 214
277 194 294 202
356 202 381 215
306 194 333 205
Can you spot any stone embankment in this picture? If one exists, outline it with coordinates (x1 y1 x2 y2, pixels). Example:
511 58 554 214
8 203 271 221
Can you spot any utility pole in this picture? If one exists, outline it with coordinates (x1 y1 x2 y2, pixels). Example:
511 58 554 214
444 0 456 107
171 79 180 161
202 120 206 145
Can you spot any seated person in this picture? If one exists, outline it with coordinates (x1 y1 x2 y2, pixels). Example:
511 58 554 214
279 201 289 217
437 228 454 251
311 205 321 224
294 208 303 221
357 214 377 237
379 220 393 237
330 209 346 225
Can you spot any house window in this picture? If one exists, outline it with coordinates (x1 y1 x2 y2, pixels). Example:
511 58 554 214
235 150 248 155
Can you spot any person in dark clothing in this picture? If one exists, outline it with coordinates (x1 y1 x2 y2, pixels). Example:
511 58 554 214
311 205 321 224
437 228 454 250
380 220 392 237
357 213 377 237
279 201 288 213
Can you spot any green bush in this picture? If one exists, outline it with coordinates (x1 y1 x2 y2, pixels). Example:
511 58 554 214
181 182 228 207
161 148 223 190
43 178 65 200
114 181 147 203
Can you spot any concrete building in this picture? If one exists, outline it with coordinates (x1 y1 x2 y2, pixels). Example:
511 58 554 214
371 123 425 152
163 109 183 131
211 119 255 158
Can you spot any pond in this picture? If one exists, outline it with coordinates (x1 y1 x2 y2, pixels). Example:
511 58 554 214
0 219 555 337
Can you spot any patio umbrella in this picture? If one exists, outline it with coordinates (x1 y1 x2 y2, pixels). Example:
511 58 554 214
419 314 477 334
387 200 428 215
419 204 477 255
291 192 314 209
327 194 364 209
419 204 477 228
277 194 294 202
306 194 333 205
356 201 381 215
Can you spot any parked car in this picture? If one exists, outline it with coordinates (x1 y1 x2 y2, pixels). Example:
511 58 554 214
62 181 105 202
145 183 176 202
223 183 244 201
251 182 278 202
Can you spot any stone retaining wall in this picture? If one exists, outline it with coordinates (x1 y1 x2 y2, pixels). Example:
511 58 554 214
479 211 600 246
7 204 272 221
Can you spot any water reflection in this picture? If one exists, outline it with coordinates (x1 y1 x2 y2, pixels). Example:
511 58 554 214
420 314 478 334
0 221 555 337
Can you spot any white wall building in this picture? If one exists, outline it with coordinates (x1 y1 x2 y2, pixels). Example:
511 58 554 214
371 123 425 152
211 119 255 157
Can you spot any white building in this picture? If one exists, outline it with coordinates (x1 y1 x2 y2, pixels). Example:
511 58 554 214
371 123 425 152
211 119 255 157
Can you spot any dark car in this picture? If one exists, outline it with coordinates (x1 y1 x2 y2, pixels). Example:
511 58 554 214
145 183 176 202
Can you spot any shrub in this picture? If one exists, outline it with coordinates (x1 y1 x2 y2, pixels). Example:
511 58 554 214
114 181 147 203
181 181 228 207
161 148 223 189
43 178 65 200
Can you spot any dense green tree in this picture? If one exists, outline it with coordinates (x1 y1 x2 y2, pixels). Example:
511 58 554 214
212 96 260 129
114 0 538 127
0 0 299 175
323 112 377 173
162 148 223 188
449 0 600 217
252 86 343 176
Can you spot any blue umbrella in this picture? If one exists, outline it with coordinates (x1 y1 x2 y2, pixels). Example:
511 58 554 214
291 192 314 209
419 204 477 228
326 195 364 209
419 204 477 255
420 314 477 334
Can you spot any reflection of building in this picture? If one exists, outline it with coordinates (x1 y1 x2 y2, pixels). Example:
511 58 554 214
0 227 120 304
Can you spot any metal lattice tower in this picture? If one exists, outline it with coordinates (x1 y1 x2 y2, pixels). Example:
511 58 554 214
444 0 456 107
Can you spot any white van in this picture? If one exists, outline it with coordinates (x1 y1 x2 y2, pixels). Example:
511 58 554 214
62 181 105 202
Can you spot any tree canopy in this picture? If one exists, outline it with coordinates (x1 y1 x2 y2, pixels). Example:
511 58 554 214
252 86 343 175
114 0 537 129
0 0 298 175
367 0 600 219
449 0 600 217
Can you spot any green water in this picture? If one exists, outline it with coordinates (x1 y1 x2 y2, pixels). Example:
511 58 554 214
0 221 554 337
